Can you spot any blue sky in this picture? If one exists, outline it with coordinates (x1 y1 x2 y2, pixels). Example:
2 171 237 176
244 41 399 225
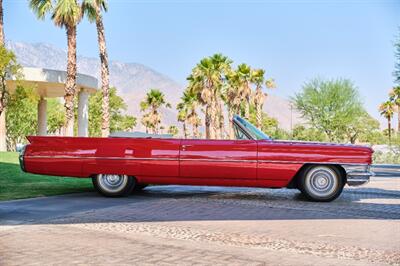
4 0 400 126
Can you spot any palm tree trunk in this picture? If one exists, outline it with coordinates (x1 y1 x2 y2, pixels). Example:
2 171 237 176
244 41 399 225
0 0 4 46
0 0 6 151
219 101 224 139
228 107 234 139
214 98 221 139
398 108 400 133
95 5 110 137
388 118 392 142
205 105 212 139
64 25 77 137
183 121 187 139
194 123 199 139
255 86 264 128
245 96 250 120
210 99 218 139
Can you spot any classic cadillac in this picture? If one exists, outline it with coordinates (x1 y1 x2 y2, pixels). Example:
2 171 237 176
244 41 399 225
19 115 374 202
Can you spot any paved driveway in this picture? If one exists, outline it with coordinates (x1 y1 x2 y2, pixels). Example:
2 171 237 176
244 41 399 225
1 176 399 265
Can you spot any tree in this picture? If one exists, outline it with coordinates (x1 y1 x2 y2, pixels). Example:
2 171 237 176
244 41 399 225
224 70 242 139
0 47 21 151
379 100 396 142
47 98 65 134
177 102 188 138
251 69 275 129
189 54 232 139
30 0 82 136
248 107 281 138
5 86 38 150
394 30 400 85
167 125 179 137
236 63 252 119
292 78 364 142
140 89 170 134
343 111 380 144
0 0 4 45
389 86 400 132
0 47 21 116
292 125 327 142
82 0 110 137
181 89 201 138
0 0 4 151
89 87 136 136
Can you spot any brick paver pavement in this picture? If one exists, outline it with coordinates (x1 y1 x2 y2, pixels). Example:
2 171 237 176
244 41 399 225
0 176 399 265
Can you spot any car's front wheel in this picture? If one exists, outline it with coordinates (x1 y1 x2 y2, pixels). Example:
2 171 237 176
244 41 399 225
298 165 344 202
92 174 136 197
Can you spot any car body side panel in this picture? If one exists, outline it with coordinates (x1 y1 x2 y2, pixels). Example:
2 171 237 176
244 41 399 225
23 136 373 189
179 139 257 180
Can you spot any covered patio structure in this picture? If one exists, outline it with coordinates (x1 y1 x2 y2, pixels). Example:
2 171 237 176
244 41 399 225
0 67 98 151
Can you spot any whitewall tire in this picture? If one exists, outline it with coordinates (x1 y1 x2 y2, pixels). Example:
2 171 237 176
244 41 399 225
298 165 344 202
92 174 136 197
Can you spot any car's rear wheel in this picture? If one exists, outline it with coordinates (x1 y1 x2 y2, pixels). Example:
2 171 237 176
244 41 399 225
298 165 344 202
92 174 135 197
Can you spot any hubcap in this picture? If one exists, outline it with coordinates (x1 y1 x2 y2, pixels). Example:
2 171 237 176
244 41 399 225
305 167 338 198
98 174 128 193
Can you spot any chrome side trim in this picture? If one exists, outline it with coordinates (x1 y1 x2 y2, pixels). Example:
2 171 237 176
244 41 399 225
258 160 369 166
25 155 257 163
25 155 370 166
24 155 178 161
181 158 257 163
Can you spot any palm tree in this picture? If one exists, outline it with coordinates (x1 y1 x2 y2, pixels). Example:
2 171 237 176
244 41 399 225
177 102 188 138
0 0 5 151
251 69 265 129
251 69 276 129
30 0 82 136
189 54 231 139
0 0 4 45
237 63 252 119
181 89 201 138
140 89 170 134
389 86 400 133
82 0 110 137
187 68 214 139
168 125 179 137
209 54 231 139
379 100 396 141
225 70 242 139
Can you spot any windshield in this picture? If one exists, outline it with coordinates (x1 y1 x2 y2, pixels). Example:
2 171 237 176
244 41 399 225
233 115 271 140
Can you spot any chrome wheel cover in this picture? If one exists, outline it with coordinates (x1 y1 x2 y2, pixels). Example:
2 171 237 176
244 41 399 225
98 174 128 193
305 166 338 198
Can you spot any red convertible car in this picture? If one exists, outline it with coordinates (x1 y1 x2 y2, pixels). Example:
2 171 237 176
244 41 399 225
19 116 373 202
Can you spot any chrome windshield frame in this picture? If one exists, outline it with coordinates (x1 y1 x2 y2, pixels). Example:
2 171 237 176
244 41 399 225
232 115 271 140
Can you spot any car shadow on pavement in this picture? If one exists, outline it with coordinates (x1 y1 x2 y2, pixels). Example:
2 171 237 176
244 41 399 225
1 183 399 226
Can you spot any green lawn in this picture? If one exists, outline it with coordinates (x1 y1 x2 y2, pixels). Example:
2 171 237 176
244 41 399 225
0 152 93 201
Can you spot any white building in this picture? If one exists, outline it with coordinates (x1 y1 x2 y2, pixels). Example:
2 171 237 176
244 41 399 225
0 67 98 151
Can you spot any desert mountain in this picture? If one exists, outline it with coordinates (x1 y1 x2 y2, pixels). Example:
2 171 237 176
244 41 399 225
7 41 304 131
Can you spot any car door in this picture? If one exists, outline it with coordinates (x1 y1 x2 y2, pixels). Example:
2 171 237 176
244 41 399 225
179 139 257 180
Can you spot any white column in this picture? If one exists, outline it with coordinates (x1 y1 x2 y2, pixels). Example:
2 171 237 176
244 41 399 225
0 110 6 151
77 89 89 137
38 97 47 136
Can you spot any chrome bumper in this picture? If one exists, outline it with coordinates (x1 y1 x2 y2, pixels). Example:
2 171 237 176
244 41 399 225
342 164 374 186
19 145 27 172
